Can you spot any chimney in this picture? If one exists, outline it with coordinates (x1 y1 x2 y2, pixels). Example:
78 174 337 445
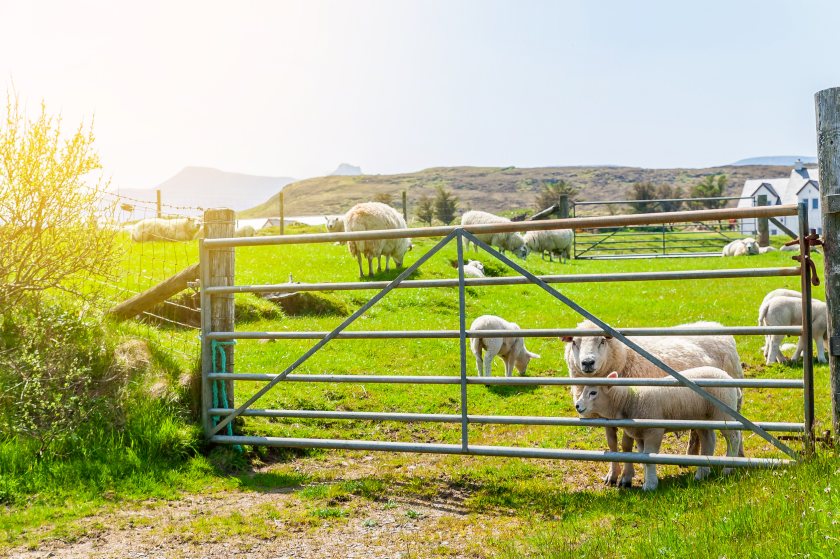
794 158 805 171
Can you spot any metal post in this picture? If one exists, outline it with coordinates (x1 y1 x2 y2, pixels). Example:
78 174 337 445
798 202 815 451
279 189 285 235
815 86 840 442
156 189 162 218
456 231 469 451
661 227 667 256
199 239 212 435
757 194 770 247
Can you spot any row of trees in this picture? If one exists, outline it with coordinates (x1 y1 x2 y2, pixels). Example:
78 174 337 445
628 174 729 213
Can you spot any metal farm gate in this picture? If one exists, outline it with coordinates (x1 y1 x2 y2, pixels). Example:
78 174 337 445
572 196 759 260
198 203 819 471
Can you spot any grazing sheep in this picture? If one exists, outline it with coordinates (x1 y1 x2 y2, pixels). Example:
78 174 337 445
463 260 485 278
235 225 256 237
575 367 742 491
722 238 759 257
758 289 802 357
131 217 201 242
460 210 530 259
562 319 744 484
469 315 540 377
523 229 574 262
344 202 410 277
759 295 828 364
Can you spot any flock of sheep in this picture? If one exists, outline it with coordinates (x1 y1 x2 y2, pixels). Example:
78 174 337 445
471 282 822 491
324 203 575 277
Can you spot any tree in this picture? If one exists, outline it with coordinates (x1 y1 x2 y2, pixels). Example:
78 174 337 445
690 174 728 209
628 182 660 213
433 185 458 225
373 192 394 206
534 179 579 211
0 96 117 305
415 194 434 226
656 184 685 213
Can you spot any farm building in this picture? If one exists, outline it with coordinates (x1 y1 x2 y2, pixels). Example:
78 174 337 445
737 159 822 235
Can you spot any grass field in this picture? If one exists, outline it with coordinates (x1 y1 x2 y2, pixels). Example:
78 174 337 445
3 225 838 558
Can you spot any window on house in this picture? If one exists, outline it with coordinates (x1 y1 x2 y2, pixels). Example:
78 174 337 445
812 198 819 210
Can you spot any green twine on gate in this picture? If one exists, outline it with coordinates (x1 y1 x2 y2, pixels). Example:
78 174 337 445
211 339 242 453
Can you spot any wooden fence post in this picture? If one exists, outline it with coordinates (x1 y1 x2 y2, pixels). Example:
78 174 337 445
559 195 570 219
757 194 769 246
816 87 840 442
156 189 162 218
202 208 236 434
279 189 285 235
402 190 408 222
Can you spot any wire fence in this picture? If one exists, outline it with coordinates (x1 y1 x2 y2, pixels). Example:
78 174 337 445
97 191 203 363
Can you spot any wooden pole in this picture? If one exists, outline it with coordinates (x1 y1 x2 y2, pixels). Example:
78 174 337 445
279 190 285 235
402 190 408 222
757 194 769 246
203 208 236 424
559 195 569 219
107 264 199 321
156 189 162 218
816 86 840 442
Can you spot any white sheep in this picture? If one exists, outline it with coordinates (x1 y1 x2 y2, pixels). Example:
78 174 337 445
324 216 345 234
758 289 802 357
574 367 742 491
722 238 759 257
460 210 530 259
523 229 574 263
563 319 744 485
131 217 201 242
463 260 485 278
469 315 540 376
344 202 411 277
758 246 777 254
235 225 256 237
759 295 828 364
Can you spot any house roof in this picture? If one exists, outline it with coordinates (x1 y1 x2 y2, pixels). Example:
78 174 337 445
738 167 819 207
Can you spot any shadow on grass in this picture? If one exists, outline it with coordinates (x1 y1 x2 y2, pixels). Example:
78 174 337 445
485 384 539 397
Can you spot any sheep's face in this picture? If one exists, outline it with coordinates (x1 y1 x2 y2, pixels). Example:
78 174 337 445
467 260 484 272
564 335 612 375
325 217 344 233
514 349 540 374
744 239 759 254
185 219 201 238
514 244 530 260
574 385 609 417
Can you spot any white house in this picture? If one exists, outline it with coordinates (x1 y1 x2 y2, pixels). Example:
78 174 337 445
737 160 822 236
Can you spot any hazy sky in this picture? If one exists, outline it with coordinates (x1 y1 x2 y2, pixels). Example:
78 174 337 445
1 0 838 187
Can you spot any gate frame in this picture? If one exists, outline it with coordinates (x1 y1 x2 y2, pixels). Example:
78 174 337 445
199 203 816 468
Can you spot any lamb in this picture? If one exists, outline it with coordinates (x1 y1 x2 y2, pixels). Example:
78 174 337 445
722 238 759 256
469 315 540 376
758 289 802 357
463 260 485 278
460 210 530 259
574 367 742 491
131 217 201 242
235 225 256 237
523 229 574 262
324 216 345 234
344 202 411 277
759 295 828 364
562 319 744 484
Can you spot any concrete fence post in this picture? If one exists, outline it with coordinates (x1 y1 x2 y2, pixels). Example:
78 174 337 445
757 194 769 246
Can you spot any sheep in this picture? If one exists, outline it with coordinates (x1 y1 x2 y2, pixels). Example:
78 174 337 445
758 289 802 357
574 367 742 491
758 246 777 254
130 217 201 242
324 216 345 234
759 295 828 364
523 229 574 263
235 225 256 237
463 260 485 278
460 210 530 259
722 237 759 256
562 319 744 485
780 244 800 252
470 315 540 376
344 202 411 277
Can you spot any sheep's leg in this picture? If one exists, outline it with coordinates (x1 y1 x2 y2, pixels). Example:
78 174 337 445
694 430 716 481
722 430 741 476
376 256 382 274
618 433 636 488
385 255 391 272
641 430 665 491
792 336 805 362
483 351 495 377
603 427 621 486
687 430 700 456
474 349 483 377
356 252 364 278
367 256 374 277
815 333 827 363
767 335 784 364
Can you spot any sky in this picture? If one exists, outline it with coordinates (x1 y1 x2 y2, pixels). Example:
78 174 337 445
1 0 839 188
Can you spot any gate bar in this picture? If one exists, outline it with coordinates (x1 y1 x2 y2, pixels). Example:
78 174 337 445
462 230 798 459
211 435 793 468
207 326 802 341
456 231 469 451
207 408 805 432
207 373 804 388
207 231 459 437
205 267 801 295
204 205 798 248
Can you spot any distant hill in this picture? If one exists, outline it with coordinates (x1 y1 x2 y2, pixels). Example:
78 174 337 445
731 156 816 166
239 164 794 218
330 163 363 176
115 166 295 213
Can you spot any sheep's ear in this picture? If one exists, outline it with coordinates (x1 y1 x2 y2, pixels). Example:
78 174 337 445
607 371 619 379
603 335 613 340
561 336 574 343
528 351 541 359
